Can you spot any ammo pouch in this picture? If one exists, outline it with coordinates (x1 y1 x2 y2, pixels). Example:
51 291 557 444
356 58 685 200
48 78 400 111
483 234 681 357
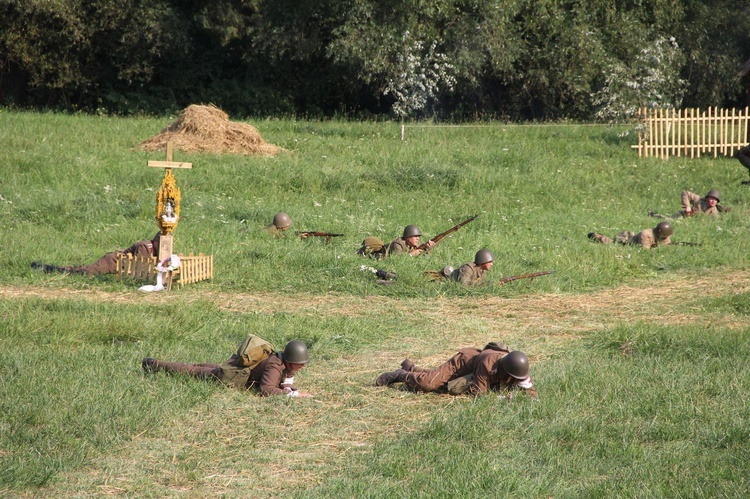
447 374 474 395
217 335 274 389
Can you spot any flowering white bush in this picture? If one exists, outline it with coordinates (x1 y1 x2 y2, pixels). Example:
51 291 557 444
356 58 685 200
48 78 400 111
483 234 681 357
592 36 687 123
383 31 456 120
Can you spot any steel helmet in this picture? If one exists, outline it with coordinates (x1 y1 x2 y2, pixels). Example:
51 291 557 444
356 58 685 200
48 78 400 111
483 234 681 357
474 249 494 265
705 189 720 203
500 351 530 379
654 221 673 238
272 212 292 229
281 340 310 364
402 225 422 238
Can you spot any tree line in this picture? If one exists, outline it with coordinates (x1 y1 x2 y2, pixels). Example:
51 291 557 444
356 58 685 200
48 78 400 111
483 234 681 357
1 0 748 121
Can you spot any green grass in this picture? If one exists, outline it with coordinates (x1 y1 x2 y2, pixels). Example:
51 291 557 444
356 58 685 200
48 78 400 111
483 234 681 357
0 110 749 496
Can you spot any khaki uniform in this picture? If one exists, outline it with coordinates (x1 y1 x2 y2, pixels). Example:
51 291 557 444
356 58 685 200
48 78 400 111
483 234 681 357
403 346 537 397
680 190 719 217
651 190 720 219
61 239 157 275
449 262 487 285
146 353 300 396
383 237 410 256
593 229 671 249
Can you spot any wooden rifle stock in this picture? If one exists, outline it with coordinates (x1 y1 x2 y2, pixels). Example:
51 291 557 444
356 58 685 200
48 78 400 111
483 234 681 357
296 231 344 242
498 270 554 285
417 215 478 252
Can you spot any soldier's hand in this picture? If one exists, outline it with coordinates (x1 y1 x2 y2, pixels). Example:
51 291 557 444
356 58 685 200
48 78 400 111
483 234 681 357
297 391 314 398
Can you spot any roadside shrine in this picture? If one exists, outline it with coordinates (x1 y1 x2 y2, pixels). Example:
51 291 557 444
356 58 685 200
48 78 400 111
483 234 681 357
116 141 213 290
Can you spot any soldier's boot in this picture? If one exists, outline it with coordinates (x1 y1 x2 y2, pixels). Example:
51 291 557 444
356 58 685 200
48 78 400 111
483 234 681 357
375 368 407 386
588 233 610 244
142 357 156 371
400 359 428 373
31 262 65 273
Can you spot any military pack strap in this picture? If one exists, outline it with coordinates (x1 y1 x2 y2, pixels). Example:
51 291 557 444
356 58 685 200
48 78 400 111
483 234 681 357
217 335 275 389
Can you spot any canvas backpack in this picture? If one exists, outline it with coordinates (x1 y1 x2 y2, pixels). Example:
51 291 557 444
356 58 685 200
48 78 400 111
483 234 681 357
217 335 275 389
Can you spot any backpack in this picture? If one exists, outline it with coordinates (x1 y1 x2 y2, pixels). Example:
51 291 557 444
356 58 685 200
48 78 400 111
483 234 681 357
217 335 275 389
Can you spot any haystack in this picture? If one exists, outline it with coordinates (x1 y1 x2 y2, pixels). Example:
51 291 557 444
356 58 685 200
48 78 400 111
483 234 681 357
140 104 283 156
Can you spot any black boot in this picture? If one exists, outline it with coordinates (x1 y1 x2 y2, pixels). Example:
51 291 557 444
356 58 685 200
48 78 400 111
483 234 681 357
375 369 407 386
141 357 156 371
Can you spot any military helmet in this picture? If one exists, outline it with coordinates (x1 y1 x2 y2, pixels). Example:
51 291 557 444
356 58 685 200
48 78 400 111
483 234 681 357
654 221 673 238
500 351 530 379
281 340 310 364
705 189 720 203
474 249 494 265
272 212 292 229
402 225 422 238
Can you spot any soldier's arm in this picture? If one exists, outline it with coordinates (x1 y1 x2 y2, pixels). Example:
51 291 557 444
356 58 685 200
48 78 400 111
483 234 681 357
257 360 287 396
467 362 493 396
681 191 700 212
640 233 655 249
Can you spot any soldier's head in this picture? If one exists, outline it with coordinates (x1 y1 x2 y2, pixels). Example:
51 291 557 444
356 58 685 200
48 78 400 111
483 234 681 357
499 351 530 380
474 249 494 270
654 221 673 240
705 189 720 206
273 212 292 230
402 225 422 247
281 340 310 374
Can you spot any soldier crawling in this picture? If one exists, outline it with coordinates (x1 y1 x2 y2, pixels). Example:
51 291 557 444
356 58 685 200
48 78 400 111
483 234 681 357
375 343 537 398
357 224 434 258
31 232 161 275
589 221 673 249
142 339 313 397
649 189 725 219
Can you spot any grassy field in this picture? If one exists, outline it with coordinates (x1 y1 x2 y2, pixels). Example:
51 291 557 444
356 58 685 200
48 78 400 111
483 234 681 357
0 110 749 496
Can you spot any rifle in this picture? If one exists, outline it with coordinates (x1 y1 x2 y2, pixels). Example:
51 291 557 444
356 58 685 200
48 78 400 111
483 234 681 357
671 241 702 247
416 215 478 252
296 231 344 242
498 270 555 285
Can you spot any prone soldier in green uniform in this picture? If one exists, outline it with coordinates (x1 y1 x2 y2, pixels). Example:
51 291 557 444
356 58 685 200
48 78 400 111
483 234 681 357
357 224 434 258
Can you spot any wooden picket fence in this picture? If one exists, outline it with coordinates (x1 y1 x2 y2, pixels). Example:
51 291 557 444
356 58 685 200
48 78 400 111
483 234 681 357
632 107 750 159
116 253 213 290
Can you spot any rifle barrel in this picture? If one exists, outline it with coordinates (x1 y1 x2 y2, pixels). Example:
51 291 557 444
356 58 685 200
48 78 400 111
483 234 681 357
418 215 478 251
498 270 554 285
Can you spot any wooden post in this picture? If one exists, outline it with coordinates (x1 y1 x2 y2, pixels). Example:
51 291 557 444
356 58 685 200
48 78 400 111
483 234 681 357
147 141 192 260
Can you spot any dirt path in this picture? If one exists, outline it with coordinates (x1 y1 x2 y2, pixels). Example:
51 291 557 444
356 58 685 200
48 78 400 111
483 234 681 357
3 269 749 339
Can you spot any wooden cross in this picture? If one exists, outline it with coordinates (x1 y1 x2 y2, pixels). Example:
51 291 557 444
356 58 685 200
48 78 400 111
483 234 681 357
147 141 192 260
147 141 193 170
